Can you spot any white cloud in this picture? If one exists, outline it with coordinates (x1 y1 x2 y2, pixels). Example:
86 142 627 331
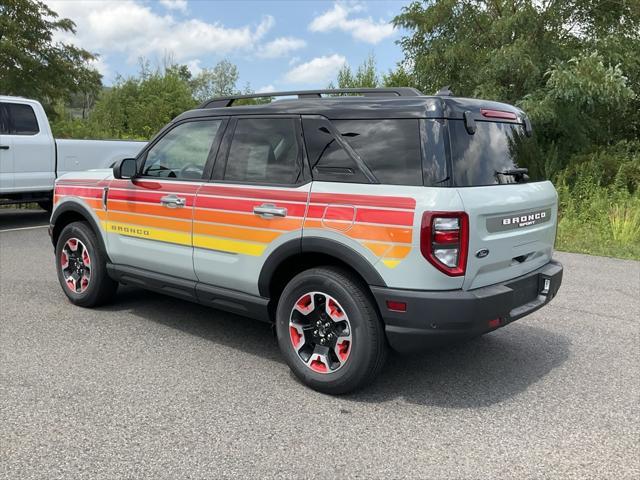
159 0 187 13
309 3 395 44
285 54 346 84
88 55 110 78
288 56 301 66
256 84 276 93
257 37 306 59
46 1 275 62
185 59 202 76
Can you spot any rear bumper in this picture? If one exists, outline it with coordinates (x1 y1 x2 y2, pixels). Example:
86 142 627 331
371 260 563 353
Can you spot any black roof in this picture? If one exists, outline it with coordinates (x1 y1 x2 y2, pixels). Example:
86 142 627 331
174 88 524 123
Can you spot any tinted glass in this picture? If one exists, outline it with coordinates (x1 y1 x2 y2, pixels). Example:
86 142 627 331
224 118 300 184
302 118 369 184
450 120 532 186
421 119 449 186
333 119 422 186
142 120 221 180
0 104 8 134
6 103 39 135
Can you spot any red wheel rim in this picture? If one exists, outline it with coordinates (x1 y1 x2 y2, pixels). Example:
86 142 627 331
289 292 352 374
61 238 92 294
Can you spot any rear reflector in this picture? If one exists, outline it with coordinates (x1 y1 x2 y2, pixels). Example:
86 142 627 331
480 109 518 120
421 211 469 276
488 318 501 328
386 300 407 312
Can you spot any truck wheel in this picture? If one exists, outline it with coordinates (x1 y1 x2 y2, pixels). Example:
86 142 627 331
276 266 387 394
55 221 117 307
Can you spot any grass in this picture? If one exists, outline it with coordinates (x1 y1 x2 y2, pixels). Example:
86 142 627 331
556 184 640 260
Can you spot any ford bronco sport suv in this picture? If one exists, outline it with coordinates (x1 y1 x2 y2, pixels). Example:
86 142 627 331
49 88 563 394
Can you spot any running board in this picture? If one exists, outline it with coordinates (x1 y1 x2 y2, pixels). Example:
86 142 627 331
106 264 271 322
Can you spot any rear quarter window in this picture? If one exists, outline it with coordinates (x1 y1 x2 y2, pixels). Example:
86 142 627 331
333 119 422 186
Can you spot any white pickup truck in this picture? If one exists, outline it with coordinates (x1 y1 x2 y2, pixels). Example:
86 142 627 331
0 96 146 211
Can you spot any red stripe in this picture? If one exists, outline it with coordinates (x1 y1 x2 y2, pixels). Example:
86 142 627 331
196 196 307 216
110 179 201 194
198 185 308 202
306 205 414 226
55 186 103 198
108 189 195 206
311 193 415 210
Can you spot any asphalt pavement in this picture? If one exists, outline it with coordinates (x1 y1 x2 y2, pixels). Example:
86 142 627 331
1 208 638 479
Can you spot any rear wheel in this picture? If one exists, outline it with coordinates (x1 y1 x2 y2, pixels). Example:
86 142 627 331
55 221 117 307
276 266 387 394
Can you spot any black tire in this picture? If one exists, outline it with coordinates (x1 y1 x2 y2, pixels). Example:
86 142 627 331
55 221 118 307
276 266 387 394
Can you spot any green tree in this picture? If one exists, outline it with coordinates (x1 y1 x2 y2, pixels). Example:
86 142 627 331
190 59 240 103
0 0 102 109
88 65 196 139
392 0 640 176
329 54 380 89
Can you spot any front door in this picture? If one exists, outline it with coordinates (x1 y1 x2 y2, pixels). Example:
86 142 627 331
194 116 311 295
105 118 226 280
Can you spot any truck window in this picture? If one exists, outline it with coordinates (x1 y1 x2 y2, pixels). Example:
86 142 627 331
223 118 301 185
0 104 9 134
449 120 533 186
142 120 222 180
332 119 423 186
5 103 39 135
302 118 369 184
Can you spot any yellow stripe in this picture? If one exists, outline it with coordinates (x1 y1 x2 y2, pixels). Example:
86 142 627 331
193 234 267 256
382 259 401 269
103 221 191 246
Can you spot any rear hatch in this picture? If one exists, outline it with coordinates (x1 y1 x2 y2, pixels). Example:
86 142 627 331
447 118 557 290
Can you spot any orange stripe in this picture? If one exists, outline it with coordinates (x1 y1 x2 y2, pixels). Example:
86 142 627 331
95 209 107 220
195 209 303 231
362 242 412 258
107 211 191 232
108 199 192 220
193 222 281 243
304 219 412 244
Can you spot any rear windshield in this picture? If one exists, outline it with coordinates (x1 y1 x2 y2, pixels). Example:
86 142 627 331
449 120 532 186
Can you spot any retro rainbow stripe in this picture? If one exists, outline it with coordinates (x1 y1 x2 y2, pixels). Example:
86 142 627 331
54 180 416 268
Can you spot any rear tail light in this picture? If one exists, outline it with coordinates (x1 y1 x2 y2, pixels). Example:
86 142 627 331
421 211 469 276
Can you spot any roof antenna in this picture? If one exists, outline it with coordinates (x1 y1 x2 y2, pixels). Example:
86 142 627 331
435 86 454 96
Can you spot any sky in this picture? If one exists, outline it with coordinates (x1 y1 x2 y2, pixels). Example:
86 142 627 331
45 0 408 92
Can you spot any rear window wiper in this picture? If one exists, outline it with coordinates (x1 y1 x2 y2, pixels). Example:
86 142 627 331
496 168 529 183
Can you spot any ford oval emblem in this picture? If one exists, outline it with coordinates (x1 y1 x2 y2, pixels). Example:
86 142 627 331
475 248 490 258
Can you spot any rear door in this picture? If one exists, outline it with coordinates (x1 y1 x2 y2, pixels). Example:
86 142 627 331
448 119 558 290
106 118 227 280
194 116 311 295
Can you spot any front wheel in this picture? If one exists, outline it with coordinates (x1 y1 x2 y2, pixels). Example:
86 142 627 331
276 267 387 394
55 221 118 307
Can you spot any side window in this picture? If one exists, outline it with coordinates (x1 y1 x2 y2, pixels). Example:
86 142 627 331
142 120 221 180
5 103 39 135
0 104 8 134
332 119 423 186
301 118 369 183
223 118 301 185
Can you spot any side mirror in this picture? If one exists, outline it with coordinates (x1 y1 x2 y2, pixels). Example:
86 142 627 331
113 158 137 179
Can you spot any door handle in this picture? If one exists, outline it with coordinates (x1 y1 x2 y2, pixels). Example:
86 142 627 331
253 203 287 218
160 194 186 208
0 145 9 150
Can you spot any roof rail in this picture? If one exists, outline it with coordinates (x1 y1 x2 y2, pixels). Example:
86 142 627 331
199 87 423 108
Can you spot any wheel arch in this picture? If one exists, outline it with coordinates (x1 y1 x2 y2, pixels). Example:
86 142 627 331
51 202 109 259
259 237 387 313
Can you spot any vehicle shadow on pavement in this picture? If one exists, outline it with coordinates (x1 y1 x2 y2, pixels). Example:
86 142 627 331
349 324 571 408
102 286 570 408
0 208 50 230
